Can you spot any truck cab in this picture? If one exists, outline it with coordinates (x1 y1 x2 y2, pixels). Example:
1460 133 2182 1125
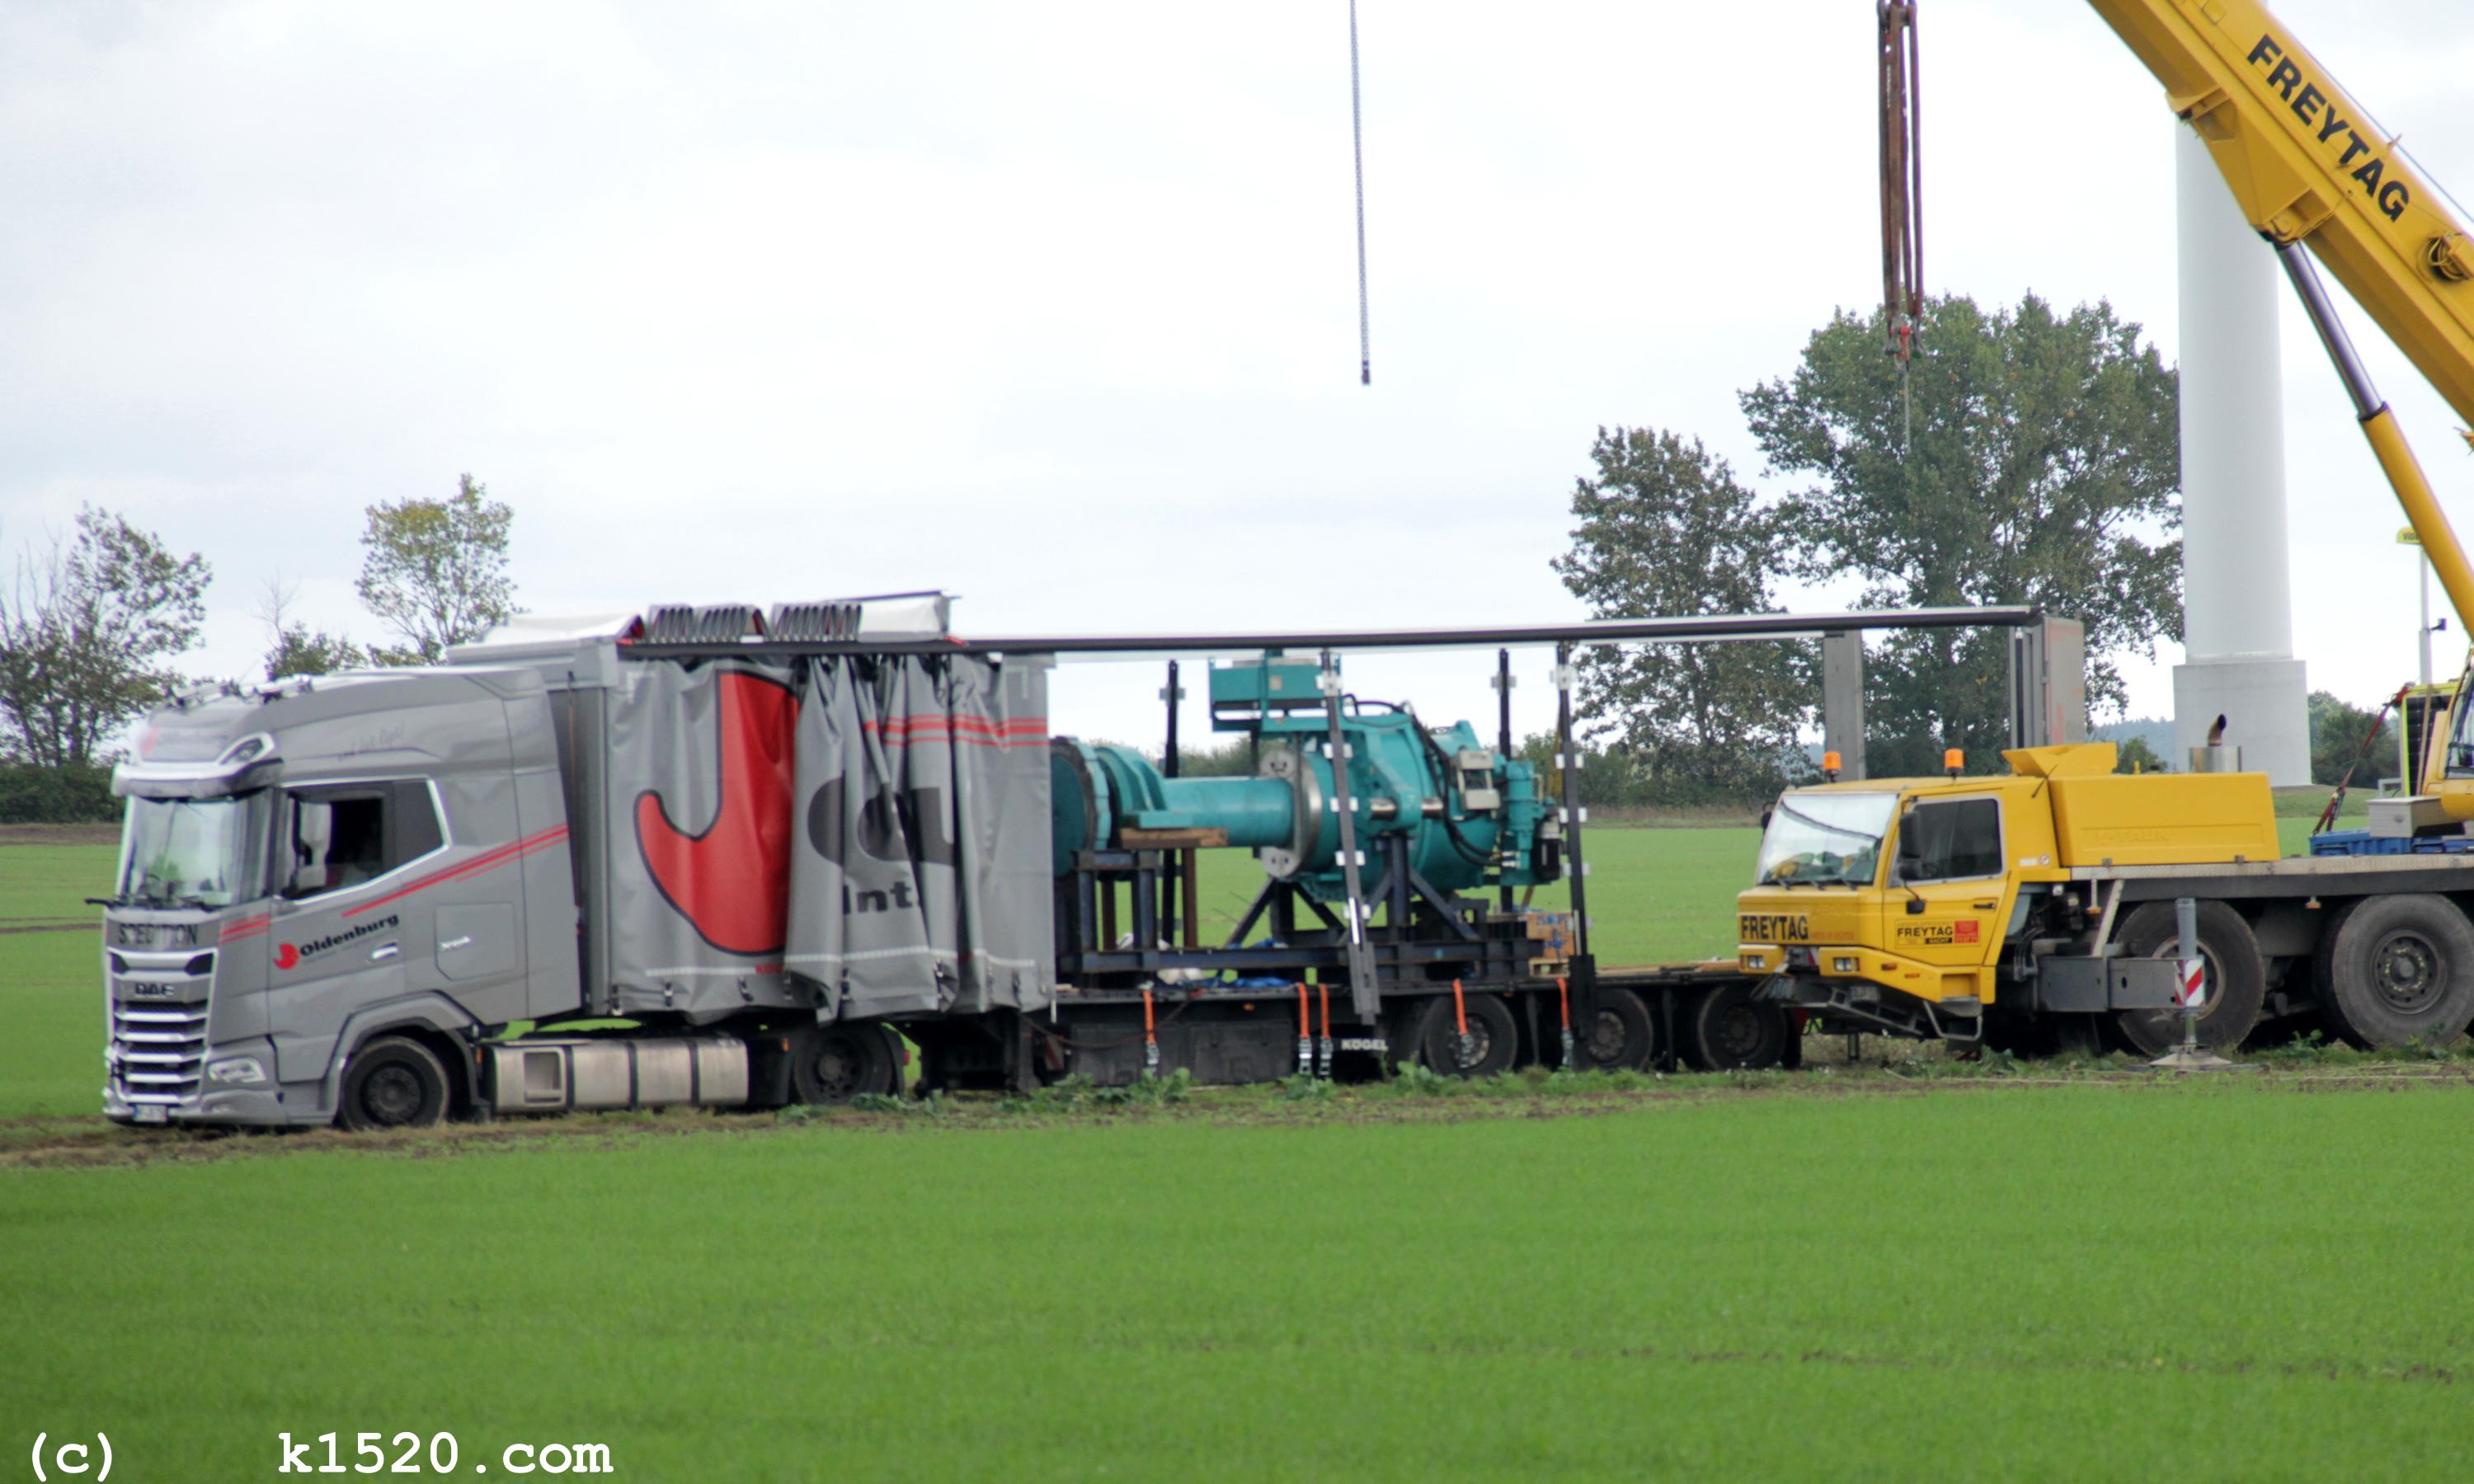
1734 743 2283 1049
101 669 578 1127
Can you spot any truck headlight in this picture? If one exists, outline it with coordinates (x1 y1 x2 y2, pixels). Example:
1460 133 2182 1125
1832 956 1858 974
206 1057 266 1086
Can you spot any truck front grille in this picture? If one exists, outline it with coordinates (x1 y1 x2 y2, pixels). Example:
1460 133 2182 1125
111 1004 209 1102
109 948 214 1106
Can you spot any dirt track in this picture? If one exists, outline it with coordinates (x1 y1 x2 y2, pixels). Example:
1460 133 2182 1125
0 824 118 847
8 1064 2471 1171
0 918 88 934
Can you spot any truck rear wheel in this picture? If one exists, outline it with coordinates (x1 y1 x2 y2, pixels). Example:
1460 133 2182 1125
1399 992 1518 1078
1576 986 1658 1072
1684 983 1789 1071
2113 900 2264 1057
337 1035 450 1131
2315 893 2474 1049
792 1024 897 1104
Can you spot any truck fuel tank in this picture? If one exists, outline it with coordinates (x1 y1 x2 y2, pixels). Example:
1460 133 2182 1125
482 1036 749 1115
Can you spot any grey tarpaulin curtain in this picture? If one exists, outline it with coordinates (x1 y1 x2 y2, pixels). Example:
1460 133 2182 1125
785 654 1052 1019
603 660 804 1021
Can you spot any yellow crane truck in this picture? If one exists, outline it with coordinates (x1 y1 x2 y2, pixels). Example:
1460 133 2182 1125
1737 742 2474 1054
1733 0 2474 1058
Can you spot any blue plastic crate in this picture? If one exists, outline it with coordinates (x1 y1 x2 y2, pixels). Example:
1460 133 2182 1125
2308 829 2474 857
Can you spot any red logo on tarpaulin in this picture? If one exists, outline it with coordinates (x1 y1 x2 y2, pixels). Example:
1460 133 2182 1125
1954 920 1979 945
635 671 797 956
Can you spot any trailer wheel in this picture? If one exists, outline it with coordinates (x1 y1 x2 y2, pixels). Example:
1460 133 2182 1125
1401 993 1519 1078
792 1024 897 1104
2113 900 2264 1057
336 1035 450 1131
2315 893 2474 1049
1684 983 1790 1071
1576 986 1658 1072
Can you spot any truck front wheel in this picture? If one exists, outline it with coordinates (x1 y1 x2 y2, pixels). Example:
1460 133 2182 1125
2113 900 2264 1057
336 1036 451 1131
2314 894 2474 1050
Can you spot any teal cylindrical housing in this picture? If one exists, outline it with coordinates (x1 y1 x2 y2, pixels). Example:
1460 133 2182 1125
1049 682 1559 900
1148 776 1296 848
1051 740 1296 873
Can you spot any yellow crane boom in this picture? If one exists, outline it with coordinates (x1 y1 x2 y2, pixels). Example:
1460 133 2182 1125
2086 0 2474 635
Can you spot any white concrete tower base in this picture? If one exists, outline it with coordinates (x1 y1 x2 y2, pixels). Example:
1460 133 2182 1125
2170 126 2311 784
2173 660 2310 780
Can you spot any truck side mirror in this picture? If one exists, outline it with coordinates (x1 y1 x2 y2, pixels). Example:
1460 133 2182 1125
292 800 333 894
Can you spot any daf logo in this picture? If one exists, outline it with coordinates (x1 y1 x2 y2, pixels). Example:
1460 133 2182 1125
128 983 175 999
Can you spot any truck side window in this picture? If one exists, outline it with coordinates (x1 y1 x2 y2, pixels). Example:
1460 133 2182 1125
285 782 444 898
1894 798 2002 883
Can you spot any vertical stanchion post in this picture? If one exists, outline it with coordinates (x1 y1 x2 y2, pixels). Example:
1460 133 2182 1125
1161 660 1183 956
1162 660 1181 778
1495 647 1516 913
1322 650 1384 1025
1554 643 1596 1039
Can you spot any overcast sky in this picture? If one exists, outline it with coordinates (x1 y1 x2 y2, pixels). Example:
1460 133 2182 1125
7 0 2474 753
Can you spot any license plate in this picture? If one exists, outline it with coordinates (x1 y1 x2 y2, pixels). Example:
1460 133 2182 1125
133 1106 167 1125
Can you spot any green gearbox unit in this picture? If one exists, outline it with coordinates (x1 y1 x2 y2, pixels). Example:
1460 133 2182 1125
1050 658 1561 900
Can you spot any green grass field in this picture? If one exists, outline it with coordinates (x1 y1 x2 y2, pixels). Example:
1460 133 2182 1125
7 1081 2473 1477
12 815 2472 1478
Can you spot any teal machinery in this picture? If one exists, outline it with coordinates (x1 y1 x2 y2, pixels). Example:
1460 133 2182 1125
1049 656 1563 989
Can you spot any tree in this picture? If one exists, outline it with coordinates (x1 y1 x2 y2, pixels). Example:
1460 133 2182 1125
256 575 365 680
2308 690 2396 787
2114 734 2169 773
1742 294 2180 777
1550 427 1811 803
356 473 516 665
0 506 211 766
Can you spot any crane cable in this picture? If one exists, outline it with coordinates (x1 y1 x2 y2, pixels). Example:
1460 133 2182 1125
1879 1 1922 453
1350 0 1371 386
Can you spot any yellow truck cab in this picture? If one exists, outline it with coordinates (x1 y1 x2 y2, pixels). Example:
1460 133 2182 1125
1723 742 2418 1055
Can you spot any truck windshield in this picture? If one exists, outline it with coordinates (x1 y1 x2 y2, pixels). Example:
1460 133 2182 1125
1755 791 1898 886
115 792 270 909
